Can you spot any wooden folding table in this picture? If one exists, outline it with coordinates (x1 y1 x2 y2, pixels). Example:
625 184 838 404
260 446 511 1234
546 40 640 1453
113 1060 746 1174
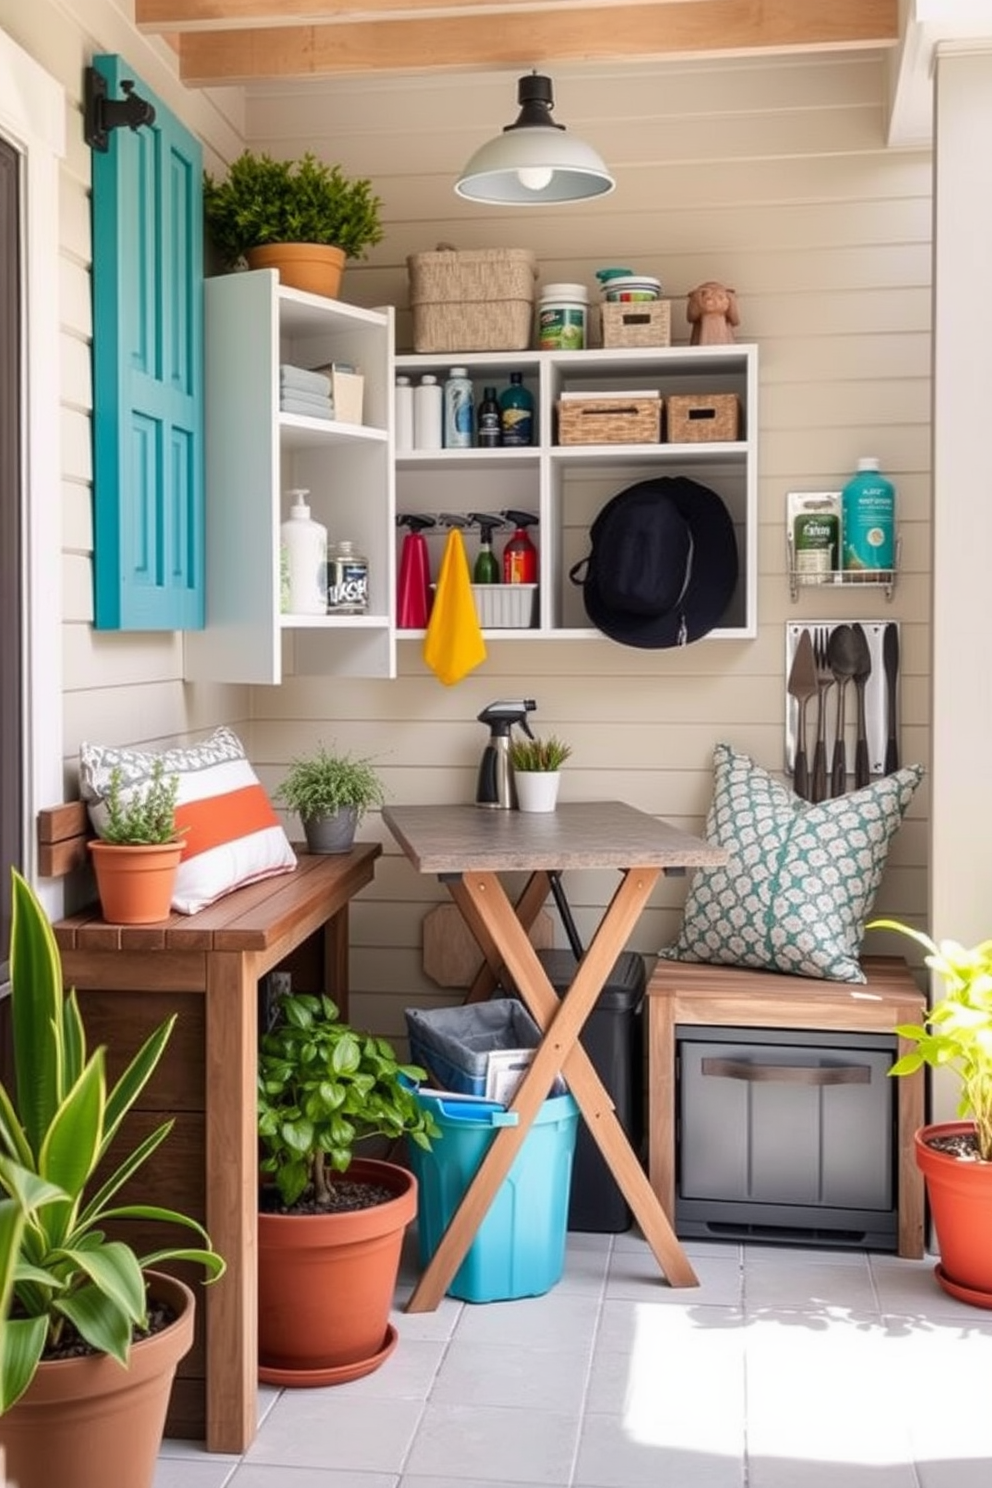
382 802 726 1309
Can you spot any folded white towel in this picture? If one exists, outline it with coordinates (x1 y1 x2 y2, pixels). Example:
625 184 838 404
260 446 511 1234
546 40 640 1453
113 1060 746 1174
280 395 335 421
279 386 333 411
279 364 332 397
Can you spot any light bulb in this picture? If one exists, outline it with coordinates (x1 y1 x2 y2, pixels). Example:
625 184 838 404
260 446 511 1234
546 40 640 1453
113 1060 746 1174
516 165 554 193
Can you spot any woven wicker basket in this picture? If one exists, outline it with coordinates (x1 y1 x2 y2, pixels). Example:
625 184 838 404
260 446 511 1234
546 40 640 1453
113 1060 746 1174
600 301 672 349
407 247 537 353
557 396 662 446
666 393 740 443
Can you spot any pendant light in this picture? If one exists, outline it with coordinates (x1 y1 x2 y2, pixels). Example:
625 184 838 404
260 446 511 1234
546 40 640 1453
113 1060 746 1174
455 73 615 206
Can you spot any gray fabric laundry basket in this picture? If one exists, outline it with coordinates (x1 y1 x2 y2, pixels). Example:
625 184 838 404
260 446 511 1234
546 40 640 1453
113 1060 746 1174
404 1000 546 1097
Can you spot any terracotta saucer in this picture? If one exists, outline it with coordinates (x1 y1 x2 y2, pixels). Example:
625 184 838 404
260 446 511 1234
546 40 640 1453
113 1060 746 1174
934 1263 992 1310
258 1322 399 1387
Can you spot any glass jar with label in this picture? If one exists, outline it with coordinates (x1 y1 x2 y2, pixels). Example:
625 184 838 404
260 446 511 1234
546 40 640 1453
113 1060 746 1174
327 540 369 614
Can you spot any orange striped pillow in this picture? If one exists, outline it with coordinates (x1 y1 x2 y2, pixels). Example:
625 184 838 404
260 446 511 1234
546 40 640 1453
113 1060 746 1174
79 728 297 914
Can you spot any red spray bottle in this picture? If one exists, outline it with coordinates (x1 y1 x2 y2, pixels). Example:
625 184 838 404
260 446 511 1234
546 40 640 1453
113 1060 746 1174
396 514 435 628
501 510 539 584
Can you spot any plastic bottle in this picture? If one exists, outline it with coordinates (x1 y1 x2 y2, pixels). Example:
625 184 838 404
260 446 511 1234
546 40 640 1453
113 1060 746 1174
842 457 895 572
499 373 534 447
394 375 414 452
477 386 502 448
473 517 501 583
280 490 327 615
443 367 474 449
413 374 443 450
537 283 589 351
501 510 538 584
326 539 369 614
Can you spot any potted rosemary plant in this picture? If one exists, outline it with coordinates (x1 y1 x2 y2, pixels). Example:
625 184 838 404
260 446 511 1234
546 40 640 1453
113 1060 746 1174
0 870 224 1488
276 743 385 854
870 917 992 1306
257 989 437 1385
87 760 185 924
509 733 572 813
203 150 384 298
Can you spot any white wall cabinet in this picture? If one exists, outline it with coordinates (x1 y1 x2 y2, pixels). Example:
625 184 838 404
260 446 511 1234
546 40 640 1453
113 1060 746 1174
185 270 395 684
395 343 758 640
188 292 756 683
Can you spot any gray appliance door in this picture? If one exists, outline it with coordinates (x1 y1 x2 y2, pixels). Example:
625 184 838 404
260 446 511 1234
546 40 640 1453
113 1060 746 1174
679 1040 893 1211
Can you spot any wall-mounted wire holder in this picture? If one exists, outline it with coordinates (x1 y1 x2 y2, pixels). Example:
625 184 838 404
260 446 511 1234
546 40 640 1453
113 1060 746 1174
786 531 899 602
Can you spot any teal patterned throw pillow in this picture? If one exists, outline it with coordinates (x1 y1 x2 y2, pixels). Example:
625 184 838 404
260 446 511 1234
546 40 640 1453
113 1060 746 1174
660 744 925 983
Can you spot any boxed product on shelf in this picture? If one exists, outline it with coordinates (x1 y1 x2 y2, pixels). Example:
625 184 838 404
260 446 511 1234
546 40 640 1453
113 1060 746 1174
666 392 740 443
470 583 538 629
407 247 538 353
600 300 672 349
556 391 662 445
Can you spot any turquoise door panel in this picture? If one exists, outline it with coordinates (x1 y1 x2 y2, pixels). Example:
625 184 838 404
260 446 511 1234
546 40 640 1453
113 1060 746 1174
91 54 204 630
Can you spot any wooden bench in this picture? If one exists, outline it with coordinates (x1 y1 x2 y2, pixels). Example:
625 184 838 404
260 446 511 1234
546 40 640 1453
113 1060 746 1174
34 803 381 1453
646 956 927 1260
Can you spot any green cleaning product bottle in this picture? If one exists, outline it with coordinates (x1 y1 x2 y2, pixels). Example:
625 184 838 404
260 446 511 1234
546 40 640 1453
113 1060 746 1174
499 372 534 447
473 518 500 583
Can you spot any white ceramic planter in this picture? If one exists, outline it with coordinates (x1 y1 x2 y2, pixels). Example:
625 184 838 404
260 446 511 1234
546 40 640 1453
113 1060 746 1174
514 771 561 813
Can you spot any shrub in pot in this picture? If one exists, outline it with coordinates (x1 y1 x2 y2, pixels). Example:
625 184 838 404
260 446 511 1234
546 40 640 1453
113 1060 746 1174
871 917 992 1305
275 743 385 853
87 759 185 924
203 150 384 298
509 733 572 813
257 989 438 1384
0 869 225 1488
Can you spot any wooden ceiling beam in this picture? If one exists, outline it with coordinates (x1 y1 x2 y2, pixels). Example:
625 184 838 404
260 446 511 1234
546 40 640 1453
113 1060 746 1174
173 0 899 85
137 0 692 33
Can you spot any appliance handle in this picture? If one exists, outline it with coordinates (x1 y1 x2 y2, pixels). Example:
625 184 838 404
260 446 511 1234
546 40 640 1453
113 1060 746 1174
700 1057 871 1086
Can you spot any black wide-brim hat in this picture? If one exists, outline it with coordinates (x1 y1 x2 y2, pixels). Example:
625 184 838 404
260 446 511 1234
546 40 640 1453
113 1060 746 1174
570 475 738 647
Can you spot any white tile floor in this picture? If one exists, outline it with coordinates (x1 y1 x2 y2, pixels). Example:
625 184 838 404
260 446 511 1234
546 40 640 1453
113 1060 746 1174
155 1229 992 1488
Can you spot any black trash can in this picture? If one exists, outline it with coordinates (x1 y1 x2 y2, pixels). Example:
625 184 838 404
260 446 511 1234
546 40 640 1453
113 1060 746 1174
509 947 645 1233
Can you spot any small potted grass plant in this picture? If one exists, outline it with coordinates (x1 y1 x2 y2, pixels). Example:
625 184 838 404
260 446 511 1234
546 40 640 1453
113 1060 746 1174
87 760 185 924
276 744 385 854
509 733 572 813
203 150 384 298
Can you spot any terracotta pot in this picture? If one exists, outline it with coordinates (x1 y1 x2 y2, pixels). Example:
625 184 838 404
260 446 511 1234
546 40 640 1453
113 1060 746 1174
246 243 346 299
915 1122 992 1306
88 839 183 924
258 1157 416 1386
0 1272 194 1488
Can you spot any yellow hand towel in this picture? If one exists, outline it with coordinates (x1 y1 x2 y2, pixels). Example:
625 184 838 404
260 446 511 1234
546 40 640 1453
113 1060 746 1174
423 528 487 685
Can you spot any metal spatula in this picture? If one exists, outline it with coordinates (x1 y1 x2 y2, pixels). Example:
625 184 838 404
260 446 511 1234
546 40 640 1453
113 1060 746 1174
786 629 817 798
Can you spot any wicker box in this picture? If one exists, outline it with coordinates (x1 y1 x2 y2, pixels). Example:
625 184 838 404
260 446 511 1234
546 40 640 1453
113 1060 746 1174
407 247 537 353
666 393 740 443
557 395 662 446
600 300 672 349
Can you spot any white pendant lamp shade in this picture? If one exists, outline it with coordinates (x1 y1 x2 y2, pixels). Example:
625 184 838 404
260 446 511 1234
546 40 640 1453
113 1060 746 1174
455 74 615 205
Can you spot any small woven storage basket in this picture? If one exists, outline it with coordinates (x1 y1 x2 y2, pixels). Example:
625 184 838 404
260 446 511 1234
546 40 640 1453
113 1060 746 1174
556 397 662 446
600 301 672 349
666 393 740 443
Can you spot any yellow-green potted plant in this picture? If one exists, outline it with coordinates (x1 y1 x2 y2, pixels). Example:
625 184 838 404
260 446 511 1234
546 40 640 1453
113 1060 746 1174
870 917 992 1306
87 760 185 924
275 743 385 854
509 733 572 813
203 150 384 299
257 988 437 1386
0 870 225 1488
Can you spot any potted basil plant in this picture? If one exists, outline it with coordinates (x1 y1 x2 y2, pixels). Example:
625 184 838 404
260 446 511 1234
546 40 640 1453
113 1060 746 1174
0 869 225 1488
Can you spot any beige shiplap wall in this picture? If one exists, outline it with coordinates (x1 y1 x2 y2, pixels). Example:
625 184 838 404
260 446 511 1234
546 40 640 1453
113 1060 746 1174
0 0 249 797
240 54 933 1040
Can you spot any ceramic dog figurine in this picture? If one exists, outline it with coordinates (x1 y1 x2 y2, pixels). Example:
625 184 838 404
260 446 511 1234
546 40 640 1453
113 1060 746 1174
686 281 739 345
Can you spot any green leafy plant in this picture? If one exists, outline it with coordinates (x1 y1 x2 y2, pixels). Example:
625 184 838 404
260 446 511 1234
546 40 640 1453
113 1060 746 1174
257 991 438 1210
870 918 992 1161
275 744 385 824
510 734 572 772
99 759 181 845
203 150 384 266
0 870 225 1412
